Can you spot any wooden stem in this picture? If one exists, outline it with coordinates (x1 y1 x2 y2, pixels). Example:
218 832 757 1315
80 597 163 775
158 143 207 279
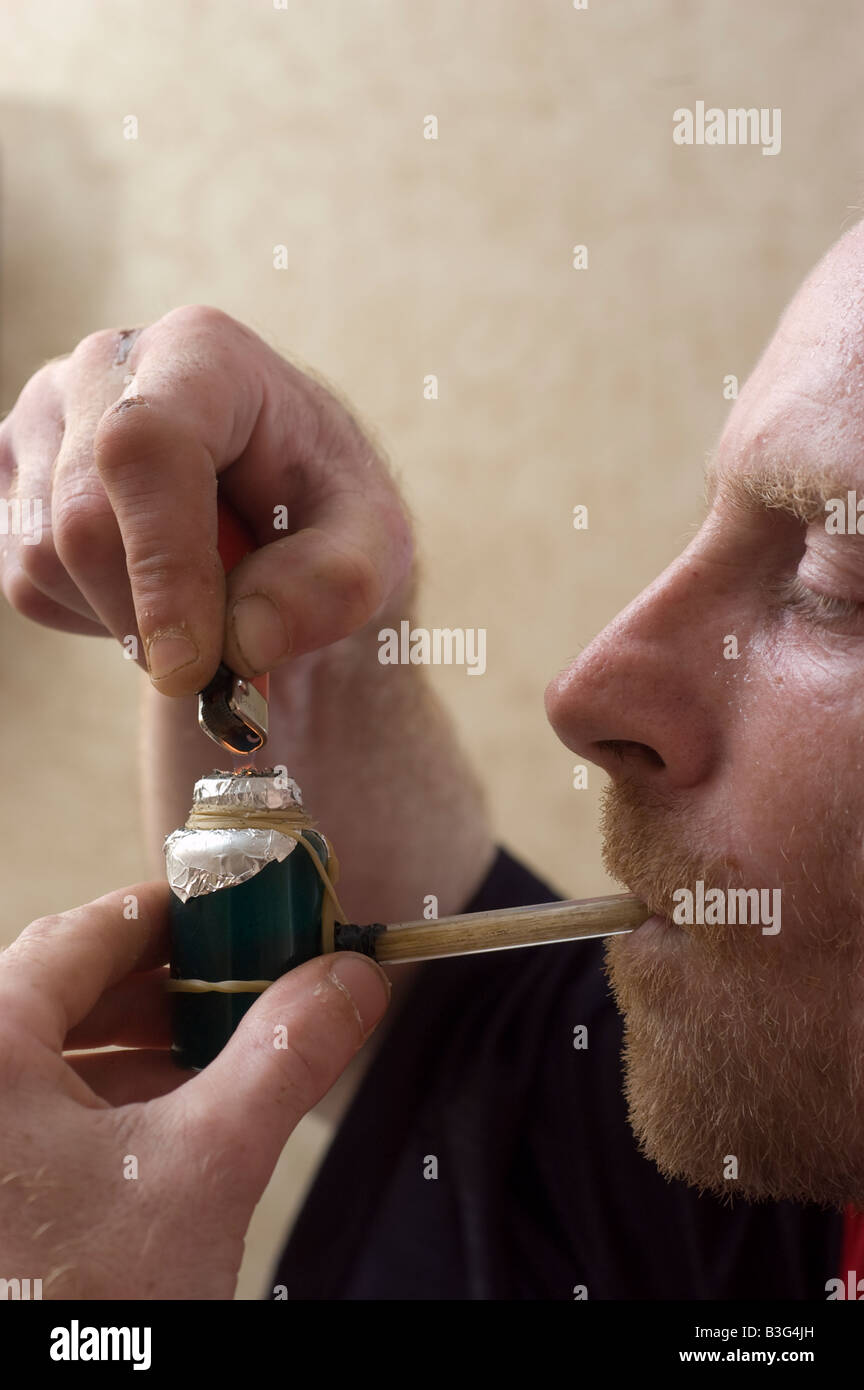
369 893 649 964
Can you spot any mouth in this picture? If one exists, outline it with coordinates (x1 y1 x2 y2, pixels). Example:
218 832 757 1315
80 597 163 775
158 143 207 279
633 912 679 937
621 893 687 947
607 912 688 964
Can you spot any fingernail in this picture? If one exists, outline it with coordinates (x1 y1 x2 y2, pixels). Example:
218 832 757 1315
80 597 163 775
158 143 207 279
146 630 199 681
329 955 391 1035
231 594 289 673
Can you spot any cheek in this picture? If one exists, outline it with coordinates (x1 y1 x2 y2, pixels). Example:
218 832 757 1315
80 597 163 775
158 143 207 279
715 641 864 939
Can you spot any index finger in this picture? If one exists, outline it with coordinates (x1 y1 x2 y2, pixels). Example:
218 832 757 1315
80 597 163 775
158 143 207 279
90 306 268 696
0 881 172 1051
92 305 413 693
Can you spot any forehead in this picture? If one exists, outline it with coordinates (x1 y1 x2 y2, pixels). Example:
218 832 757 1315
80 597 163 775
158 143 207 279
707 221 864 515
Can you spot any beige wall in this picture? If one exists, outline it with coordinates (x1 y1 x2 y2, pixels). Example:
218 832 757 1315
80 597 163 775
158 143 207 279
1 0 862 1296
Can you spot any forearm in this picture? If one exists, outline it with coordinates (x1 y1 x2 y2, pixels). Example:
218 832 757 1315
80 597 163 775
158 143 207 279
139 585 497 929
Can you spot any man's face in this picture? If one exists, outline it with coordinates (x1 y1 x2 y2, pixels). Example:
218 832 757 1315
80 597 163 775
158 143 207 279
544 222 864 1208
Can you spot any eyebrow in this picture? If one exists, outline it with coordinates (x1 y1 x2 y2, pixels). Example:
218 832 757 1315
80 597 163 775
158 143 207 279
703 454 854 525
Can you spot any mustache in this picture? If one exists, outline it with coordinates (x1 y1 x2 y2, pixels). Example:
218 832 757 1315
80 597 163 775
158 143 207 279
598 779 740 921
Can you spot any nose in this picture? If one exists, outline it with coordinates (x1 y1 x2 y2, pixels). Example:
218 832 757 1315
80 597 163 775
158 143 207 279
544 557 720 790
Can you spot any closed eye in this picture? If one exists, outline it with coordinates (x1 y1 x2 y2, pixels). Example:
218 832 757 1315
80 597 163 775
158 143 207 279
766 572 864 624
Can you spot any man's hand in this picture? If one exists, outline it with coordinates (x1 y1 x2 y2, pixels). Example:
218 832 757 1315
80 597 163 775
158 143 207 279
0 306 414 693
0 880 390 1299
0 305 497 1133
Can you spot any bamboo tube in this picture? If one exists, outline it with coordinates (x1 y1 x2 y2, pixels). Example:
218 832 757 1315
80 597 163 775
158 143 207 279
336 894 649 965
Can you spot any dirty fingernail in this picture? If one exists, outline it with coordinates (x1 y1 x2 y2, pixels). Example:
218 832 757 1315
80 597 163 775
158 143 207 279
147 631 199 681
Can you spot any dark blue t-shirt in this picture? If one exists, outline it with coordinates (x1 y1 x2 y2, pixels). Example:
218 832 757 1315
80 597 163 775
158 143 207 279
270 847 841 1299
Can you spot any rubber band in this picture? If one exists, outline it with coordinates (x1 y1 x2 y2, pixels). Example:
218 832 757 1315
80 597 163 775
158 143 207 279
166 978 273 994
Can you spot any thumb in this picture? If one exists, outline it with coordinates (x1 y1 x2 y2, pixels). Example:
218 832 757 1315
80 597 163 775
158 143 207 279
159 952 391 1198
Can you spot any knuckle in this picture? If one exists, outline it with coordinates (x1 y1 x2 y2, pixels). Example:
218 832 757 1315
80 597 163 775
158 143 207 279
70 327 124 367
4 912 78 994
14 530 66 593
52 490 114 570
123 543 186 588
153 306 258 389
327 539 382 622
13 359 63 411
157 303 238 339
93 409 175 491
1 926 59 993
19 912 66 947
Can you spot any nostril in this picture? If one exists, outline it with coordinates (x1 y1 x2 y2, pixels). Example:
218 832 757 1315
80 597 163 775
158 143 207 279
596 739 665 769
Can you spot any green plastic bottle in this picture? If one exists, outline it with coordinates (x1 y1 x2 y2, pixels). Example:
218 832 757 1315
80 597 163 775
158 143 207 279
165 772 329 1071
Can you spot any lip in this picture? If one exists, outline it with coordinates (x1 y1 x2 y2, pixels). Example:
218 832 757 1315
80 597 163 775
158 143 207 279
635 913 673 935
625 912 685 947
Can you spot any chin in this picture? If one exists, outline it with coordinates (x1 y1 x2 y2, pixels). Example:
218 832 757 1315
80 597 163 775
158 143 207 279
603 930 864 1209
